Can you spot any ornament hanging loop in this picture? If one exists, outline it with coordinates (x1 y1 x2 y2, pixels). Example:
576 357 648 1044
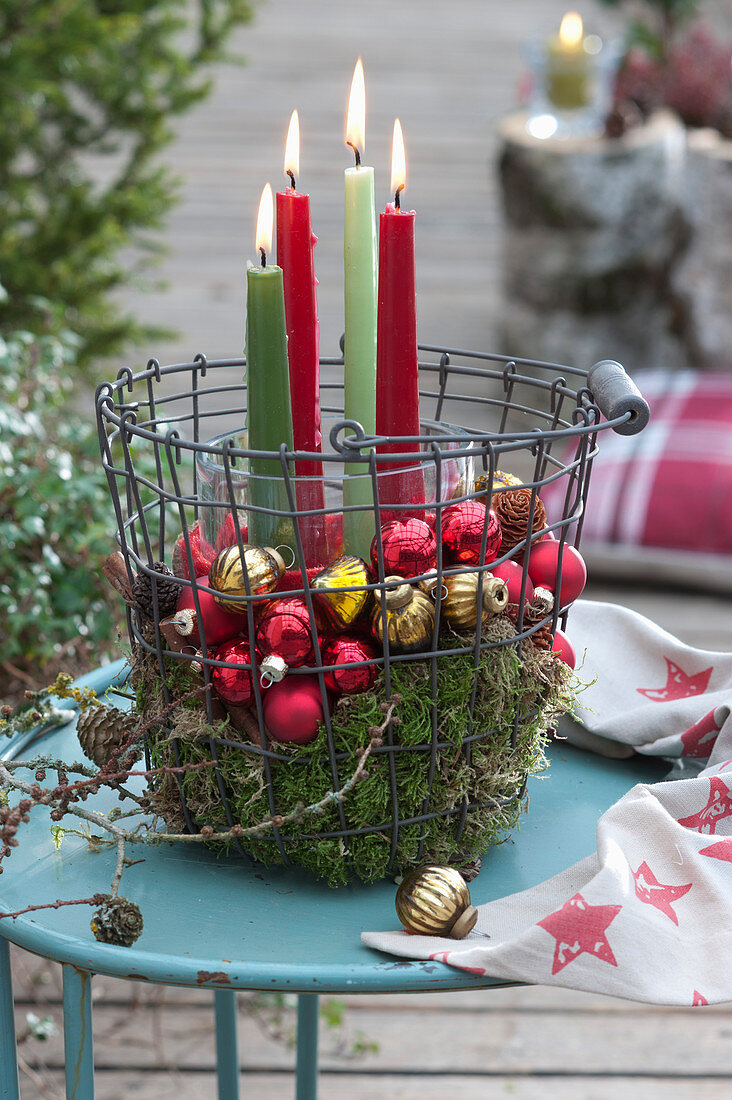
274 544 296 570
260 654 289 689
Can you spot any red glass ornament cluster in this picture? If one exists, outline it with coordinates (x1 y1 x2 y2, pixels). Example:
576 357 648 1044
162 472 586 745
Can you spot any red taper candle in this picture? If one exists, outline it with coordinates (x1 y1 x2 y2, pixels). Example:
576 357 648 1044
376 119 423 514
276 110 327 564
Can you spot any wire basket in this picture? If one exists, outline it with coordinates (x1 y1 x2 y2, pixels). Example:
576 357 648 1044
96 346 648 884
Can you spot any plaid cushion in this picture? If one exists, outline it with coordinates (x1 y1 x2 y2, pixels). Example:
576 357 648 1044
547 371 732 583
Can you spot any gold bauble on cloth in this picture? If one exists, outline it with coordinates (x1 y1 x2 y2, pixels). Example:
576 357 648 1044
311 555 371 629
396 865 478 939
421 571 509 630
208 544 285 613
371 576 435 653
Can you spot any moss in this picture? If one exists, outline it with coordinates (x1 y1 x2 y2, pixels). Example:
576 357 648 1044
139 617 575 887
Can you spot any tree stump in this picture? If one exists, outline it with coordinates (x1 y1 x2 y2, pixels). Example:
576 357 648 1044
496 111 692 373
675 127 732 372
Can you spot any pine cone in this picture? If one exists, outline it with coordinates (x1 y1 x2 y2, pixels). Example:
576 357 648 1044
131 561 182 620
455 856 482 883
90 896 143 947
491 488 547 553
77 704 139 768
529 621 554 652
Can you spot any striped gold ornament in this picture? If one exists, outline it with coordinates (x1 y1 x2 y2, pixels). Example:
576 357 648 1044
208 544 285 614
421 571 509 630
395 865 478 939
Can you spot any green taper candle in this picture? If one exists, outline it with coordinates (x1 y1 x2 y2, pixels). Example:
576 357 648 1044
343 59 378 557
245 183 296 554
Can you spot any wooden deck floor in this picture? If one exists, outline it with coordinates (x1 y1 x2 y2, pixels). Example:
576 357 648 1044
9 0 732 1094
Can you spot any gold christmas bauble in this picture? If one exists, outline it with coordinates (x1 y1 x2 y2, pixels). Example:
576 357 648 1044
311 555 371 629
371 577 435 653
396 865 478 939
208 544 285 613
422 571 509 630
474 469 522 495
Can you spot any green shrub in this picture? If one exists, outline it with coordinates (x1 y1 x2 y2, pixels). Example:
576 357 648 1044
0 290 120 690
0 0 252 365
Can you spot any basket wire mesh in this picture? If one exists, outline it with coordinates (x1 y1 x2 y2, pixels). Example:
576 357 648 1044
95 344 637 874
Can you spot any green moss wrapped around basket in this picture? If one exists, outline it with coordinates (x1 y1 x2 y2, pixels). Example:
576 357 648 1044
139 616 576 887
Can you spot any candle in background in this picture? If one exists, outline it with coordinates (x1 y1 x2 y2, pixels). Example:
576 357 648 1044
375 119 423 513
276 110 328 565
546 12 592 110
246 182 296 553
343 58 378 556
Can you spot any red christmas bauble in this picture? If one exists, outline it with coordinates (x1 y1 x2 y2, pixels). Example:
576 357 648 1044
211 640 255 706
173 523 217 581
215 513 249 554
176 576 243 648
552 628 576 668
322 636 379 695
527 541 587 607
262 676 325 744
490 560 534 614
255 598 314 667
441 501 502 566
371 519 437 579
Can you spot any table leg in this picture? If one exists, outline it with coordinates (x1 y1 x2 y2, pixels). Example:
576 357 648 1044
214 989 239 1099
62 964 94 1100
295 993 319 1100
0 937 21 1100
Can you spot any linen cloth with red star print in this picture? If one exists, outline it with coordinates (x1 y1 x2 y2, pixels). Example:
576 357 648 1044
362 600 732 1005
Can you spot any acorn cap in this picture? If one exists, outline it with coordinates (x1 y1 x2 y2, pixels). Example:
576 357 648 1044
449 905 479 939
383 576 413 610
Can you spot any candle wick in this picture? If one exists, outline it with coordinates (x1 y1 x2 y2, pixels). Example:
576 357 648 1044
259 246 267 268
346 140 361 168
394 183 404 210
287 169 296 191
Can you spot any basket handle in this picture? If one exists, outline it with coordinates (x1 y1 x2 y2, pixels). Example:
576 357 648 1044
587 360 650 436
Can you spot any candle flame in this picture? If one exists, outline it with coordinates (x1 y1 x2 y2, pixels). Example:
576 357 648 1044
390 118 406 197
346 58 366 159
284 109 300 181
559 11 583 47
255 182 273 258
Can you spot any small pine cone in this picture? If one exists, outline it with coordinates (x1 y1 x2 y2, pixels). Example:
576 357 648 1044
529 622 554 652
456 856 482 883
132 561 182 621
77 704 139 768
491 488 547 553
90 896 144 947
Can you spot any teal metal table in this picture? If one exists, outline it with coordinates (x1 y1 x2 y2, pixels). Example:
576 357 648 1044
0 661 667 1099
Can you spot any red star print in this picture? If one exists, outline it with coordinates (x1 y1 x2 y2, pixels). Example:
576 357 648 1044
631 861 692 925
680 708 721 758
677 777 732 835
637 658 713 703
537 893 622 976
700 837 732 863
692 990 708 1006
